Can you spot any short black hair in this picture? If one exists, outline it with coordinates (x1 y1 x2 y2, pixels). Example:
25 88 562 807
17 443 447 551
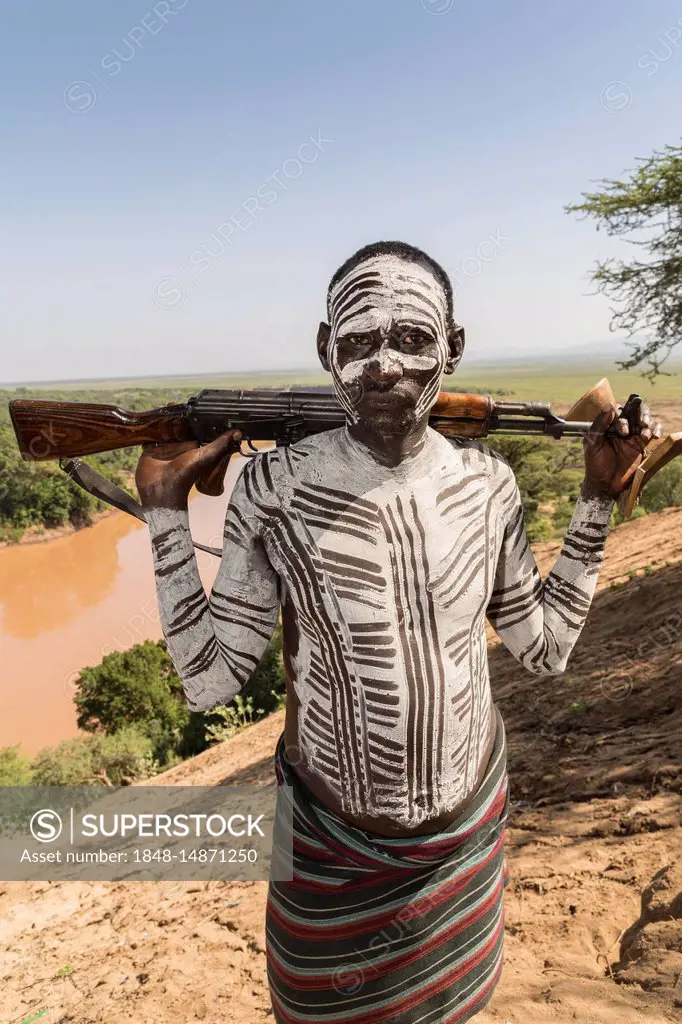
326 240 454 328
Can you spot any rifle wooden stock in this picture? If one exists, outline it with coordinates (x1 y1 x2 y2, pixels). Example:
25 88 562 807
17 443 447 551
429 392 494 437
9 399 193 461
618 432 682 517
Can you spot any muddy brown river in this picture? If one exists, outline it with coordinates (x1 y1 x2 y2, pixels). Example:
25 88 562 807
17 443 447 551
0 458 249 755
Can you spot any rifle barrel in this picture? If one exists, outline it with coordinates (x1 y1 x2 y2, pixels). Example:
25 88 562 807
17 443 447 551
492 416 594 438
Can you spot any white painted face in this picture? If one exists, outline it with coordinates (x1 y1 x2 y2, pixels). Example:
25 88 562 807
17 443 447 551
327 254 451 423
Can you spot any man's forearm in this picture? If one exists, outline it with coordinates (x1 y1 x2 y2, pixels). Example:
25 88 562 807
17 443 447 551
489 485 614 676
558 490 615 578
145 506 240 710
536 490 614 669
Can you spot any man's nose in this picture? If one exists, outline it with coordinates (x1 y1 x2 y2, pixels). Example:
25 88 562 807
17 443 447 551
365 343 403 385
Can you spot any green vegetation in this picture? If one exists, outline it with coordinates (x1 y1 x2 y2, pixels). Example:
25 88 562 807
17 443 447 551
637 459 682 511
486 435 584 542
31 726 158 786
0 745 33 785
74 630 285 766
205 696 262 743
0 628 286 785
448 359 682 404
0 383 190 542
74 640 204 765
487 434 682 540
567 142 682 378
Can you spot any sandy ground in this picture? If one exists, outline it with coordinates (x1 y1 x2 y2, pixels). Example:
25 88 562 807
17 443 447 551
3 509 682 1024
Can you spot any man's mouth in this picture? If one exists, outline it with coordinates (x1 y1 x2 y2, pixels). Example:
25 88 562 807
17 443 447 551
352 380 418 408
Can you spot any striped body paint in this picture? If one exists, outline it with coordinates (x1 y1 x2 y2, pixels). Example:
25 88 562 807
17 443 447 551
145 428 614 829
327 254 450 422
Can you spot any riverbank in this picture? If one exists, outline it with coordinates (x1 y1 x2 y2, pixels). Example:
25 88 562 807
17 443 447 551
0 506 116 549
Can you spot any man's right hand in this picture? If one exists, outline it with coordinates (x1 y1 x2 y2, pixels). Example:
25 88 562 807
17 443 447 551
135 429 243 509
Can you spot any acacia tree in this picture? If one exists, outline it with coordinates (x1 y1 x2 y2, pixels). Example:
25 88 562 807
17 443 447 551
566 143 682 379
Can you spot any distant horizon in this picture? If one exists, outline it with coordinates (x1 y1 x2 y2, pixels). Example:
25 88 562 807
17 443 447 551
3 339 680 390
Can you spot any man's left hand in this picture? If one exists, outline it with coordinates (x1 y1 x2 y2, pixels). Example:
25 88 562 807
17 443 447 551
582 400 662 500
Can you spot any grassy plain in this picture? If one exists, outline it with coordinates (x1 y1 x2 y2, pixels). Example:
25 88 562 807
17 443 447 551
12 355 682 406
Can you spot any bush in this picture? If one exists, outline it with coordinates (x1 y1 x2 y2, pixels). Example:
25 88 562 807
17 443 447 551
74 640 192 765
611 503 648 528
552 498 575 537
525 514 554 542
639 460 682 513
0 745 33 786
205 695 262 745
241 625 286 714
31 726 157 786
70 629 286 766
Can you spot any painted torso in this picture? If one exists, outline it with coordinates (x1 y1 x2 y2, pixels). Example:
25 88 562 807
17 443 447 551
239 426 508 829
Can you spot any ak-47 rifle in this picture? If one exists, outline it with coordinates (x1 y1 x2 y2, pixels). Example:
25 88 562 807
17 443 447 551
8 379 682 551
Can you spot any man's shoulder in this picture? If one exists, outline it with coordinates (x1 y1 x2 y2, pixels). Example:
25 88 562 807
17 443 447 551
444 435 516 482
238 429 341 489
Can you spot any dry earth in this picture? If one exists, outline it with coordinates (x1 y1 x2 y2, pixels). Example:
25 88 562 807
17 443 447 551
3 510 682 1024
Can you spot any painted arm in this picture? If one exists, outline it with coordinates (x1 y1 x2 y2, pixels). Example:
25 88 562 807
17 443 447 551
486 469 613 675
145 465 280 711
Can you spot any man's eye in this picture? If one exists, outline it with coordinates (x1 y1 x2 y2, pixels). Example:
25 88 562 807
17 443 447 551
401 331 429 346
348 334 370 346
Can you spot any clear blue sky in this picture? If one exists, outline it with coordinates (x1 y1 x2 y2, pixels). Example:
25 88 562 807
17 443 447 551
2 0 682 382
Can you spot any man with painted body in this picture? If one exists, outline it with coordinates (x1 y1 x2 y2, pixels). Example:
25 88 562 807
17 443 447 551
137 242 658 1022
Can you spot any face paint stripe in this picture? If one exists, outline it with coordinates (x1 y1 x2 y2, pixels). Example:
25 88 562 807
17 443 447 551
332 290 385 328
390 307 443 334
415 375 442 419
330 275 384 321
395 286 446 318
334 291 444 337
333 303 381 336
329 271 382 317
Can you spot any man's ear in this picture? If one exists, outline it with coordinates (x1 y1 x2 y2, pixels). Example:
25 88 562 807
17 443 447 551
317 321 331 371
444 323 465 375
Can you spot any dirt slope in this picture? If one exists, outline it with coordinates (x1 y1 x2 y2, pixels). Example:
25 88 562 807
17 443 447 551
3 510 682 1024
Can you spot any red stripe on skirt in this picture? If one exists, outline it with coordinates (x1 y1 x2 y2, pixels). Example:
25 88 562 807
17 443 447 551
267 872 504 991
269 914 505 1024
267 832 505 942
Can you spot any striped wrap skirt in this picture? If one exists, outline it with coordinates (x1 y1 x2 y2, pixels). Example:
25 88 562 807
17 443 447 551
266 705 510 1024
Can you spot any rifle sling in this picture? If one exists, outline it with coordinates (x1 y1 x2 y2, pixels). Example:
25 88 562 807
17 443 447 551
59 458 223 559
